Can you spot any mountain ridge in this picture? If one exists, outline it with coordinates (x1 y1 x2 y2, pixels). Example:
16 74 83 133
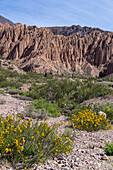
0 15 14 26
48 25 109 36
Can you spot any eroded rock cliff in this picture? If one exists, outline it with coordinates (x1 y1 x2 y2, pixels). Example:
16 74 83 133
0 23 113 76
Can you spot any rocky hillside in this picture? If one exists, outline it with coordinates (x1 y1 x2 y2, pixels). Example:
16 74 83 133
0 23 113 76
0 15 14 26
48 25 105 36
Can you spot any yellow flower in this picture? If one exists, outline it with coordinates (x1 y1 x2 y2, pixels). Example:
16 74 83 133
58 137 62 141
4 119 8 123
15 140 18 146
41 133 44 137
66 137 71 142
21 146 24 151
23 139 25 143
5 148 9 153
8 148 11 152
31 136 34 140
17 150 20 153
59 122 62 126
10 117 13 121
5 129 8 133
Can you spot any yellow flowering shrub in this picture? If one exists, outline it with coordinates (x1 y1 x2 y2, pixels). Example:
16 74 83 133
0 114 73 169
71 109 112 131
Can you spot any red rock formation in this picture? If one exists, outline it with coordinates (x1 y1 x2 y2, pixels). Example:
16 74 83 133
0 23 113 76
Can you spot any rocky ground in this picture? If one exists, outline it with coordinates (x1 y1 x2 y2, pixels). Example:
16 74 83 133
82 95 113 105
0 92 113 170
0 93 31 116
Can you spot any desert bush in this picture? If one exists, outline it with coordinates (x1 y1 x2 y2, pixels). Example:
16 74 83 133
0 56 5 60
104 142 113 155
12 95 33 101
19 79 113 115
0 114 74 169
7 89 21 95
70 109 112 132
0 77 22 89
102 74 113 82
0 100 5 104
69 102 113 121
33 99 61 117
25 105 49 120
0 89 5 95
108 83 113 87
103 105 113 120
74 81 113 103
88 103 113 121
8 66 14 70
40 79 112 104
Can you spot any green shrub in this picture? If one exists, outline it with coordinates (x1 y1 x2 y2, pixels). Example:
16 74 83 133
0 114 74 169
0 56 4 60
103 105 113 120
104 142 113 155
0 89 5 95
0 100 5 104
92 103 113 120
19 79 113 116
108 83 113 87
74 81 113 103
8 67 14 70
25 105 49 120
33 99 61 117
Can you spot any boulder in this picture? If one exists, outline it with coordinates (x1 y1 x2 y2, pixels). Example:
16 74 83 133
97 111 106 118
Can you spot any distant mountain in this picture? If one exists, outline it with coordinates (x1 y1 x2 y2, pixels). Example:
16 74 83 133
0 15 14 26
48 25 106 36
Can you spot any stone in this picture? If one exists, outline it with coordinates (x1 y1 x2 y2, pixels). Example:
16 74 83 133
101 155 109 160
96 111 107 118
61 168 69 170
58 164 65 168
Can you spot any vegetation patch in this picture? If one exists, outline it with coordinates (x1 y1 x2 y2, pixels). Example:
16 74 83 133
70 109 112 132
108 83 113 87
0 100 5 105
0 114 74 169
68 102 113 121
104 142 113 156
0 89 5 95
32 99 61 117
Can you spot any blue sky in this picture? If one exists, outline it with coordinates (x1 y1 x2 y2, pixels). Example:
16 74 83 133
0 0 113 31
